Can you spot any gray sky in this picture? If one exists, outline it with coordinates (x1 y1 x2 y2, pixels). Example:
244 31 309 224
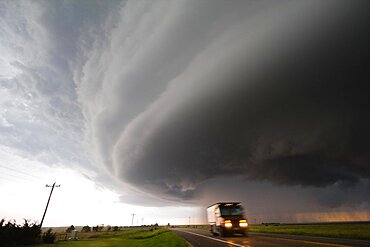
1 0 369 225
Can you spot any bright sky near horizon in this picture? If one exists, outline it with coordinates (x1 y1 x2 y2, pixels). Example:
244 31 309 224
1 0 369 226
0 147 203 227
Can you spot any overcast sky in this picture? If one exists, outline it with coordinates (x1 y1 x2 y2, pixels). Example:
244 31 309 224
1 0 369 226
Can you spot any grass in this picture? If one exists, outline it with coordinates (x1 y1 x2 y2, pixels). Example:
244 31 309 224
36 227 188 247
172 225 208 230
249 223 370 240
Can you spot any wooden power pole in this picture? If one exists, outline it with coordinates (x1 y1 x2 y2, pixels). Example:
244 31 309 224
131 213 136 226
40 182 60 228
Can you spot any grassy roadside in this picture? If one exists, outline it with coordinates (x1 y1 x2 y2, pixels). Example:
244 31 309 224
249 223 370 240
36 228 188 247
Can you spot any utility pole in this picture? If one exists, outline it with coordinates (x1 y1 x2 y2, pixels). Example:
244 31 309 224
188 216 190 227
142 218 144 226
131 213 136 226
40 182 60 228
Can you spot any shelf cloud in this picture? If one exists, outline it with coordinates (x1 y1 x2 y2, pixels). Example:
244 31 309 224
96 0 370 199
1 0 369 213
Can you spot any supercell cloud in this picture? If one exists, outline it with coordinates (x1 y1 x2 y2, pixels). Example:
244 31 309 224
101 0 370 199
1 0 370 211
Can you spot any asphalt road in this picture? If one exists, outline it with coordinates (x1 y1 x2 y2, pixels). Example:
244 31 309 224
172 228 370 247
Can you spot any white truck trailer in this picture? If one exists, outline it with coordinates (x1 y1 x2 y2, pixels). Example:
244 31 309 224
207 202 249 237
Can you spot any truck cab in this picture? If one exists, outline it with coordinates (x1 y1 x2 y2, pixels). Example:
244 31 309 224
207 202 249 237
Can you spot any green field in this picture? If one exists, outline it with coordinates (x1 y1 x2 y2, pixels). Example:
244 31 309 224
34 223 370 246
249 223 370 240
36 228 188 247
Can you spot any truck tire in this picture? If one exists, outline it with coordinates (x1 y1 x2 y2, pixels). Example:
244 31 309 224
210 226 217 236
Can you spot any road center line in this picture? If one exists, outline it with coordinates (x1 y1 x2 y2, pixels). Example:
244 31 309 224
174 229 245 247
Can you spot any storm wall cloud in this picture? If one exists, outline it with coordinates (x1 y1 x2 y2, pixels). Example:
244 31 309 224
1 0 369 216
97 0 370 199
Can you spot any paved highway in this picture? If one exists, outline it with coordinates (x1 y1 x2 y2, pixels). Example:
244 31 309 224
172 228 370 247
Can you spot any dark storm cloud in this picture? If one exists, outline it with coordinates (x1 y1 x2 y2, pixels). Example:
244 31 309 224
109 0 370 200
2 0 368 221
3 0 368 213
316 179 370 208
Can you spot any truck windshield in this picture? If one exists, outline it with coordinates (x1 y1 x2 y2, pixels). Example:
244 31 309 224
220 206 244 216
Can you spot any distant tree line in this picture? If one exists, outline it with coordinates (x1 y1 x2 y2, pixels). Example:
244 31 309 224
81 225 121 232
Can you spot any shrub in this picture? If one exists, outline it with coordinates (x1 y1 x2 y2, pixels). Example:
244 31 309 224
82 225 91 232
66 225 75 233
42 228 56 243
0 218 41 246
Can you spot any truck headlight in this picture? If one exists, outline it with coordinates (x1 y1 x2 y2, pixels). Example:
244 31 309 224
224 220 232 228
239 220 248 227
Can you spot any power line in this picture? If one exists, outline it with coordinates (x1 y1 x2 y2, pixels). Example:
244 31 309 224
0 165 43 180
0 171 38 183
0 175 14 182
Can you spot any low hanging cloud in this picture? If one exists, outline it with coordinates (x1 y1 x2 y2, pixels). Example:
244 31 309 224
1 0 369 207
76 0 370 200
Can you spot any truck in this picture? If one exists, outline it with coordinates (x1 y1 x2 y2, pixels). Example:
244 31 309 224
207 202 249 237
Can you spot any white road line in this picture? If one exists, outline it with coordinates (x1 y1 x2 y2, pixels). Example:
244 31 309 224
174 229 245 247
